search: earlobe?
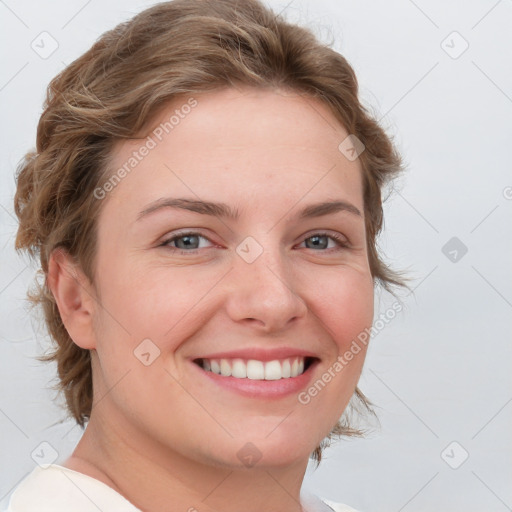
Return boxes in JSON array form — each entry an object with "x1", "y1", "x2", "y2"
[{"x1": 47, "y1": 248, "x2": 97, "y2": 350}]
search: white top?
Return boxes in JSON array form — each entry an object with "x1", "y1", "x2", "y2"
[{"x1": 2, "y1": 464, "x2": 360, "y2": 512}]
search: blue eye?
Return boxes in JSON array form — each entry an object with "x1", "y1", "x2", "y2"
[
  {"x1": 161, "y1": 232, "x2": 213, "y2": 251},
  {"x1": 160, "y1": 231, "x2": 349, "y2": 253},
  {"x1": 300, "y1": 232, "x2": 349, "y2": 251}
]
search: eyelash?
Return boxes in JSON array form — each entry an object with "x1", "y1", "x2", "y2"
[{"x1": 159, "y1": 231, "x2": 350, "y2": 253}]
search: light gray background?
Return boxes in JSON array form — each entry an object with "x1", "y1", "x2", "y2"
[{"x1": 1, "y1": 1, "x2": 511, "y2": 511}]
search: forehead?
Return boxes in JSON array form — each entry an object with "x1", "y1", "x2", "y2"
[{"x1": 103, "y1": 87, "x2": 364, "y2": 218}]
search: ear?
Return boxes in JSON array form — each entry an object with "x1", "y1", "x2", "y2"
[{"x1": 47, "y1": 248, "x2": 97, "y2": 350}]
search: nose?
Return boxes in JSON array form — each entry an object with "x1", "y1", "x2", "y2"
[{"x1": 224, "y1": 243, "x2": 308, "y2": 334}]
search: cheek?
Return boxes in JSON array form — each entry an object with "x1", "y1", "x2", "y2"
[
  {"x1": 310, "y1": 268, "x2": 374, "y2": 351},
  {"x1": 93, "y1": 258, "x2": 215, "y2": 355},
  {"x1": 294, "y1": 270, "x2": 374, "y2": 443},
  {"x1": 95, "y1": 249, "x2": 374, "y2": 347}
]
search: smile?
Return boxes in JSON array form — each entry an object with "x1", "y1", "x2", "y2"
[{"x1": 195, "y1": 356, "x2": 314, "y2": 380}]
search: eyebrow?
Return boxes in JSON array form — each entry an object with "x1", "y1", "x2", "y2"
[{"x1": 136, "y1": 197, "x2": 362, "y2": 222}]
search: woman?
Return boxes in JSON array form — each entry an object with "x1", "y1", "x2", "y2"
[{"x1": 6, "y1": 0, "x2": 406, "y2": 510}]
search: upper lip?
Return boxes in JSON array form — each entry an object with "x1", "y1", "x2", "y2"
[{"x1": 192, "y1": 347, "x2": 319, "y2": 362}]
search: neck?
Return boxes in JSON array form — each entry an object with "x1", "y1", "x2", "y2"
[{"x1": 65, "y1": 408, "x2": 310, "y2": 512}]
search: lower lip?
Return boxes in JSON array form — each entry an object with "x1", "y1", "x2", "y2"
[{"x1": 191, "y1": 360, "x2": 319, "y2": 399}]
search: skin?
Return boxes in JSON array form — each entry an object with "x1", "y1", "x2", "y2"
[{"x1": 48, "y1": 87, "x2": 374, "y2": 512}]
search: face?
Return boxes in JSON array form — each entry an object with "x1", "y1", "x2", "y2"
[{"x1": 87, "y1": 87, "x2": 374, "y2": 469}]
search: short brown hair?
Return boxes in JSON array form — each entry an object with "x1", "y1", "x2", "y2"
[{"x1": 14, "y1": 0, "x2": 408, "y2": 463}]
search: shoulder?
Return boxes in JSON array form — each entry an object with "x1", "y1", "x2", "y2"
[
  {"x1": 302, "y1": 491, "x2": 361, "y2": 512},
  {"x1": 3, "y1": 464, "x2": 140, "y2": 512},
  {"x1": 321, "y1": 497, "x2": 362, "y2": 512}
]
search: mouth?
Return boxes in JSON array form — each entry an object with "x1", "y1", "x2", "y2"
[
  {"x1": 193, "y1": 356, "x2": 316, "y2": 380},
  {"x1": 190, "y1": 347, "x2": 320, "y2": 398}
]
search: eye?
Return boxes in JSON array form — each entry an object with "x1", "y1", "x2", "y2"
[
  {"x1": 160, "y1": 231, "x2": 215, "y2": 251},
  {"x1": 159, "y1": 230, "x2": 349, "y2": 253},
  {"x1": 299, "y1": 232, "x2": 349, "y2": 251}
]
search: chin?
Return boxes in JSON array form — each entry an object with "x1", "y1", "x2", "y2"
[{"x1": 208, "y1": 431, "x2": 316, "y2": 470}]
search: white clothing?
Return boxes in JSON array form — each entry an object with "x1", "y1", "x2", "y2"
[{"x1": 2, "y1": 464, "x2": 359, "y2": 512}]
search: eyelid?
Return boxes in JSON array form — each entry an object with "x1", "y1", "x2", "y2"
[
  {"x1": 159, "y1": 229, "x2": 350, "y2": 252},
  {"x1": 301, "y1": 229, "x2": 349, "y2": 243},
  {"x1": 159, "y1": 230, "x2": 217, "y2": 248},
  {"x1": 297, "y1": 230, "x2": 351, "y2": 250}
]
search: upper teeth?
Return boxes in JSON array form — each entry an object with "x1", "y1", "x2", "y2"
[{"x1": 200, "y1": 357, "x2": 306, "y2": 380}]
